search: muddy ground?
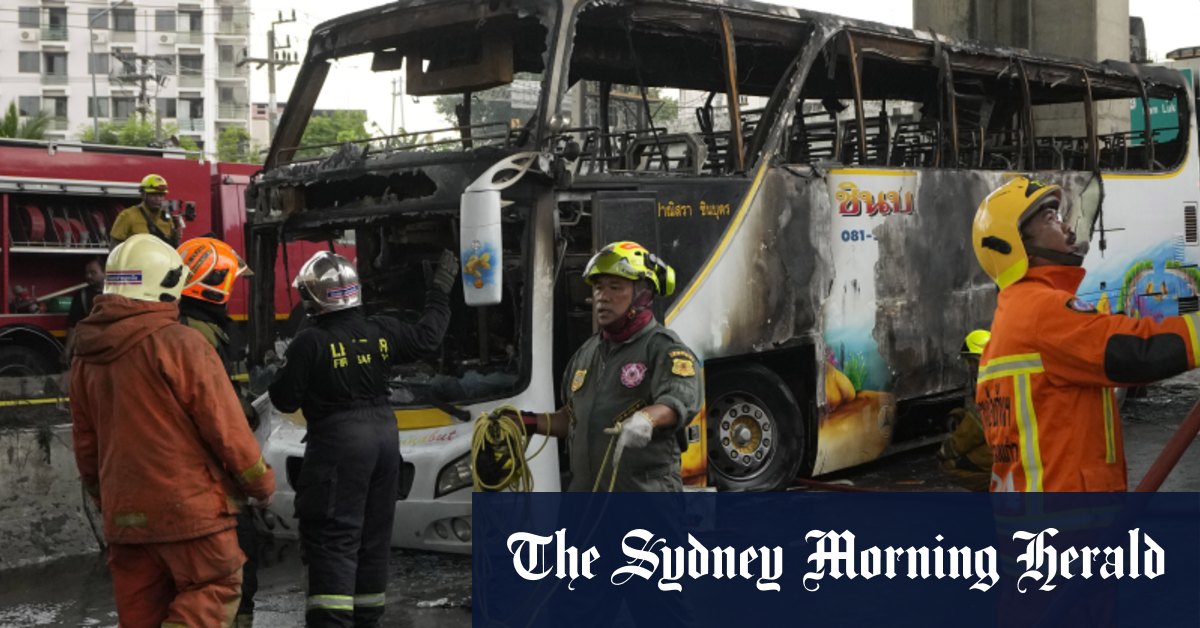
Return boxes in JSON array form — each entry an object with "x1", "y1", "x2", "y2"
[{"x1": 1, "y1": 369, "x2": 1198, "y2": 626}]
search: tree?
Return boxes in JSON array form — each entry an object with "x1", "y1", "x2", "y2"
[
  {"x1": 216, "y1": 125, "x2": 262, "y2": 163},
  {"x1": 0, "y1": 102, "x2": 52, "y2": 139},
  {"x1": 434, "y1": 88, "x2": 514, "y2": 128},
  {"x1": 368, "y1": 122, "x2": 450, "y2": 152},
  {"x1": 649, "y1": 90, "x2": 678, "y2": 125},
  {"x1": 296, "y1": 110, "x2": 370, "y2": 159},
  {"x1": 76, "y1": 118, "x2": 199, "y2": 154}
]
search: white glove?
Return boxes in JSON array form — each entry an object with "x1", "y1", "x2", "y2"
[{"x1": 604, "y1": 411, "x2": 655, "y2": 469}]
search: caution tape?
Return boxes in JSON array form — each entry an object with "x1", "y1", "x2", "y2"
[{"x1": 0, "y1": 396, "x2": 69, "y2": 408}]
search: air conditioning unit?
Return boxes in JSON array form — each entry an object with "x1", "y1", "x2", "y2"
[
  {"x1": 91, "y1": 31, "x2": 108, "y2": 44},
  {"x1": 19, "y1": 29, "x2": 39, "y2": 43},
  {"x1": 158, "y1": 33, "x2": 176, "y2": 46}
]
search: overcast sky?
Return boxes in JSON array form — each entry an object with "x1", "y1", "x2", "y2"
[{"x1": 246, "y1": 0, "x2": 1200, "y2": 136}]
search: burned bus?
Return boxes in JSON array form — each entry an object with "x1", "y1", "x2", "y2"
[{"x1": 246, "y1": 0, "x2": 1196, "y2": 551}]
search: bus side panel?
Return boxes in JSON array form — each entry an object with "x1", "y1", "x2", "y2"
[
  {"x1": 1076, "y1": 163, "x2": 1200, "y2": 319},
  {"x1": 663, "y1": 167, "x2": 830, "y2": 474},
  {"x1": 664, "y1": 166, "x2": 824, "y2": 358}
]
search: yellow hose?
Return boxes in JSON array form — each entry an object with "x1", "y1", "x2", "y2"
[
  {"x1": 591, "y1": 433, "x2": 620, "y2": 493},
  {"x1": 471, "y1": 405, "x2": 628, "y2": 492},
  {"x1": 471, "y1": 405, "x2": 549, "y2": 492}
]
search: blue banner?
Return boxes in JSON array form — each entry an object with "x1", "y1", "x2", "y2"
[{"x1": 473, "y1": 493, "x2": 1200, "y2": 627}]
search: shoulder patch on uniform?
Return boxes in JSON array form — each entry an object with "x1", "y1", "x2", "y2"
[
  {"x1": 570, "y1": 369, "x2": 587, "y2": 392},
  {"x1": 1066, "y1": 298, "x2": 1098, "y2": 314},
  {"x1": 669, "y1": 349, "x2": 694, "y2": 360},
  {"x1": 671, "y1": 357, "x2": 696, "y2": 377}
]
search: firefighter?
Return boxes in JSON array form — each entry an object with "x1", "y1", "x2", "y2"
[
  {"x1": 268, "y1": 249, "x2": 456, "y2": 627},
  {"x1": 70, "y1": 234, "x2": 275, "y2": 627},
  {"x1": 492, "y1": 241, "x2": 702, "y2": 492},
  {"x1": 972, "y1": 176, "x2": 1200, "y2": 492},
  {"x1": 177, "y1": 236, "x2": 259, "y2": 628},
  {"x1": 937, "y1": 329, "x2": 992, "y2": 492},
  {"x1": 110, "y1": 174, "x2": 184, "y2": 247},
  {"x1": 63, "y1": 256, "x2": 105, "y2": 363},
  {"x1": 177, "y1": 237, "x2": 253, "y2": 372}
]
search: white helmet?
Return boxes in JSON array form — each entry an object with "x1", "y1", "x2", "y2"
[
  {"x1": 104, "y1": 234, "x2": 189, "y2": 303},
  {"x1": 293, "y1": 251, "x2": 361, "y2": 315}
]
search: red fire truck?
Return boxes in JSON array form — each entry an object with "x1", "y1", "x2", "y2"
[{"x1": 0, "y1": 138, "x2": 324, "y2": 376}]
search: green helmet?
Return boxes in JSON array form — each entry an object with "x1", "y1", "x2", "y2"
[
  {"x1": 140, "y1": 174, "x2": 168, "y2": 194},
  {"x1": 583, "y1": 241, "x2": 675, "y2": 296}
]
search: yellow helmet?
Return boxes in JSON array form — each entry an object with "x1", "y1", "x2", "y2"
[
  {"x1": 972, "y1": 176, "x2": 1063, "y2": 289},
  {"x1": 140, "y1": 174, "x2": 168, "y2": 194},
  {"x1": 583, "y1": 241, "x2": 676, "y2": 296},
  {"x1": 961, "y1": 329, "x2": 991, "y2": 356},
  {"x1": 104, "y1": 234, "x2": 189, "y2": 302}
]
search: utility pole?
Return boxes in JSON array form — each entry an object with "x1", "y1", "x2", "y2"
[
  {"x1": 240, "y1": 10, "x2": 298, "y2": 143},
  {"x1": 390, "y1": 76, "x2": 406, "y2": 134},
  {"x1": 390, "y1": 78, "x2": 398, "y2": 135},
  {"x1": 111, "y1": 52, "x2": 169, "y2": 139}
]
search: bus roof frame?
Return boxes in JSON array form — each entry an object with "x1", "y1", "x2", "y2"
[{"x1": 267, "y1": 0, "x2": 1188, "y2": 171}]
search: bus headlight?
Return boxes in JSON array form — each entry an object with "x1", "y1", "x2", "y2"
[{"x1": 436, "y1": 453, "x2": 473, "y2": 497}]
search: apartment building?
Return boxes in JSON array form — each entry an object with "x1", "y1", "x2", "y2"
[
  {"x1": 3, "y1": 0, "x2": 252, "y2": 156},
  {"x1": 249, "y1": 100, "x2": 284, "y2": 148}
]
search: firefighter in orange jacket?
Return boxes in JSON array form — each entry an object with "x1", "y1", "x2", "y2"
[
  {"x1": 972, "y1": 176, "x2": 1200, "y2": 492},
  {"x1": 70, "y1": 234, "x2": 275, "y2": 626}
]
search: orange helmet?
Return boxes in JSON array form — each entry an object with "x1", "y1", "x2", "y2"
[{"x1": 177, "y1": 237, "x2": 253, "y2": 304}]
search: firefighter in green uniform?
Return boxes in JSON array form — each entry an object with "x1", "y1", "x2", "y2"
[
  {"x1": 110, "y1": 174, "x2": 184, "y2": 247},
  {"x1": 937, "y1": 329, "x2": 992, "y2": 492},
  {"x1": 495, "y1": 241, "x2": 702, "y2": 491}
]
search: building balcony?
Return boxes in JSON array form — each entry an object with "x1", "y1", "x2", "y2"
[
  {"x1": 218, "y1": 103, "x2": 248, "y2": 120},
  {"x1": 218, "y1": 62, "x2": 248, "y2": 80},
  {"x1": 217, "y1": 20, "x2": 249, "y2": 36},
  {"x1": 178, "y1": 118, "x2": 205, "y2": 133},
  {"x1": 41, "y1": 27, "x2": 67, "y2": 41},
  {"x1": 41, "y1": 73, "x2": 68, "y2": 85},
  {"x1": 47, "y1": 116, "x2": 69, "y2": 130},
  {"x1": 177, "y1": 30, "x2": 204, "y2": 45},
  {"x1": 178, "y1": 73, "x2": 204, "y2": 89},
  {"x1": 112, "y1": 30, "x2": 136, "y2": 43}
]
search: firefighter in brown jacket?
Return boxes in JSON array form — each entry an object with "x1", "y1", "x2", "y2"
[{"x1": 70, "y1": 233, "x2": 275, "y2": 627}]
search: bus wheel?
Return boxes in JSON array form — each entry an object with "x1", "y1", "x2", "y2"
[{"x1": 706, "y1": 364, "x2": 805, "y2": 491}]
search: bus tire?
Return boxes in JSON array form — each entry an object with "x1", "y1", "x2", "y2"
[
  {"x1": 0, "y1": 345, "x2": 58, "y2": 378},
  {"x1": 705, "y1": 363, "x2": 806, "y2": 491}
]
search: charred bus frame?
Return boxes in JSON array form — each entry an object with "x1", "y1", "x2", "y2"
[{"x1": 246, "y1": 0, "x2": 1192, "y2": 507}]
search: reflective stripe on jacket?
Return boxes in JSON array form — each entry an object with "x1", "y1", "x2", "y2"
[{"x1": 978, "y1": 266, "x2": 1200, "y2": 492}]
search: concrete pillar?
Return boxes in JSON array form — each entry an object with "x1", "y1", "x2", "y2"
[
  {"x1": 914, "y1": 0, "x2": 1128, "y2": 62},
  {"x1": 913, "y1": 0, "x2": 1132, "y2": 141}
]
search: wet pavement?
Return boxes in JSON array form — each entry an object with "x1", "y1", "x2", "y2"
[
  {"x1": 2, "y1": 370, "x2": 1199, "y2": 626},
  {"x1": 0, "y1": 543, "x2": 470, "y2": 627}
]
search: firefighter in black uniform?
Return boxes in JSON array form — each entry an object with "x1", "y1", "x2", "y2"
[{"x1": 269, "y1": 249, "x2": 456, "y2": 627}]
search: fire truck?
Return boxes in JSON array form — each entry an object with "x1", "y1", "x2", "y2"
[{"x1": 0, "y1": 138, "x2": 325, "y2": 377}]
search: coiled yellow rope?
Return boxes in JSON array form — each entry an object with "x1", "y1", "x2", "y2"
[
  {"x1": 471, "y1": 404, "x2": 631, "y2": 492},
  {"x1": 471, "y1": 404, "x2": 550, "y2": 492}
]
